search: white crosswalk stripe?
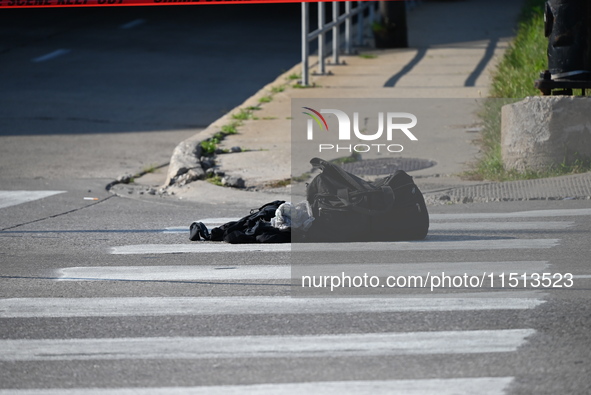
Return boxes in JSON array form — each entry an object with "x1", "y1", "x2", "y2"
[
  {"x1": 0, "y1": 377, "x2": 514, "y2": 395},
  {"x1": 56, "y1": 261, "x2": 550, "y2": 281},
  {"x1": 430, "y1": 208, "x2": 591, "y2": 220},
  {"x1": 111, "y1": 238, "x2": 559, "y2": 254},
  {"x1": 430, "y1": 221, "x2": 574, "y2": 230},
  {"x1": 0, "y1": 190, "x2": 66, "y2": 210},
  {"x1": 56, "y1": 261, "x2": 549, "y2": 281},
  {"x1": 0, "y1": 329, "x2": 535, "y2": 361},
  {"x1": 111, "y1": 243, "x2": 291, "y2": 254},
  {"x1": 0, "y1": 293, "x2": 546, "y2": 318},
  {"x1": 57, "y1": 264, "x2": 289, "y2": 281}
]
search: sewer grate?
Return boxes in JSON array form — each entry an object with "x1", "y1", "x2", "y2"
[{"x1": 340, "y1": 157, "x2": 436, "y2": 176}]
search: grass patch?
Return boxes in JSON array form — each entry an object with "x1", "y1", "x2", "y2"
[
  {"x1": 292, "y1": 83, "x2": 318, "y2": 89},
  {"x1": 200, "y1": 140, "x2": 218, "y2": 155},
  {"x1": 232, "y1": 108, "x2": 255, "y2": 121},
  {"x1": 206, "y1": 174, "x2": 223, "y2": 186},
  {"x1": 359, "y1": 54, "x2": 378, "y2": 59},
  {"x1": 467, "y1": 0, "x2": 591, "y2": 181},
  {"x1": 141, "y1": 164, "x2": 159, "y2": 174},
  {"x1": 258, "y1": 95, "x2": 272, "y2": 104},
  {"x1": 463, "y1": 98, "x2": 516, "y2": 181},
  {"x1": 292, "y1": 172, "x2": 312, "y2": 183},
  {"x1": 201, "y1": 121, "x2": 243, "y2": 156},
  {"x1": 266, "y1": 178, "x2": 291, "y2": 188},
  {"x1": 221, "y1": 122, "x2": 240, "y2": 135},
  {"x1": 287, "y1": 72, "x2": 301, "y2": 81},
  {"x1": 271, "y1": 85, "x2": 285, "y2": 94},
  {"x1": 489, "y1": 0, "x2": 547, "y2": 99}
]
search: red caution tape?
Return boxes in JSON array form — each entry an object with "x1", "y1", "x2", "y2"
[{"x1": 0, "y1": 0, "x2": 398, "y2": 9}]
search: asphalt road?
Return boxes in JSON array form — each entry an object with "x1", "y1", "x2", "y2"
[
  {"x1": 1, "y1": 3, "x2": 591, "y2": 395},
  {"x1": 1, "y1": 191, "x2": 591, "y2": 394},
  {"x1": 0, "y1": 4, "x2": 301, "y2": 179}
]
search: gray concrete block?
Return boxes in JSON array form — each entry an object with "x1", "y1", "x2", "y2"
[{"x1": 501, "y1": 96, "x2": 591, "y2": 171}]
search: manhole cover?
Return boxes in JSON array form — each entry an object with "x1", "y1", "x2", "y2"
[{"x1": 340, "y1": 158, "x2": 436, "y2": 176}]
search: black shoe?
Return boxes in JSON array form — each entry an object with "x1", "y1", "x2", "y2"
[
  {"x1": 196, "y1": 222, "x2": 211, "y2": 240},
  {"x1": 189, "y1": 222, "x2": 202, "y2": 241}
]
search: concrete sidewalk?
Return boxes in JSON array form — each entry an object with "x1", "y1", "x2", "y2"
[{"x1": 115, "y1": 0, "x2": 591, "y2": 206}]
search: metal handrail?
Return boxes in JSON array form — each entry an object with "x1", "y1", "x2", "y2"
[
  {"x1": 301, "y1": 1, "x2": 379, "y2": 86},
  {"x1": 301, "y1": 1, "x2": 421, "y2": 86}
]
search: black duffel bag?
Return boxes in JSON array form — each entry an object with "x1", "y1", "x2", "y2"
[{"x1": 303, "y1": 157, "x2": 429, "y2": 242}]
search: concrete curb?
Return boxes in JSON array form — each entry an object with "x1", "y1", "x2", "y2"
[{"x1": 164, "y1": 62, "x2": 303, "y2": 188}]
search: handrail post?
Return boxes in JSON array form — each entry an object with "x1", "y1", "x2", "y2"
[
  {"x1": 318, "y1": 2, "x2": 326, "y2": 75},
  {"x1": 301, "y1": 2, "x2": 309, "y2": 86},
  {"x1": 357, "y1": 1, "x2": 364, "y2": 46},
  {"x1": 345, "y1": 1, "x2": 352, "y2": 54},
  {"x1": 332, "y1": 1, "x2": 340, "y2": 65}
]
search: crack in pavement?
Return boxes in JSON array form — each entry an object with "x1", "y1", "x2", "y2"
[{"x1": 0, "y1": 195, "x2": 115, "y2": 232}]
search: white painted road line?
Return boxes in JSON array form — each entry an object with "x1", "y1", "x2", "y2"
[
  {"x1": 57, "y1": 265, "x2": 289, "y2": 281},
  {"x1": 0, "y1": 190, "x2": 66, "y2": 210},
  {"x1": 430, "y1": 208, "x2": 591, "y2": 220},
  {"x1": 56, "y1": 261, "x2": 549, "y2": 281},
  {"x1": 164, "y1": 227, "x2": 189, "y2": 234},
  {"x1": 0, "y1": 329, "x2": 535, "y2": 361},
  {"x1": 31, "y1": 49, "x2": 71, "y2": 63},
  {"x1": 0, "y1": 293, "x2": 546, "y2": 318},
  {"x1": 0, "y1": 377, "x2": 515, "y2": 395},
  {"x1": 298, "y1": 239, "x2": 560, "y2": 252},
  {"x1": 110, "y1": 239, "x2": 559, "y2": 254},
  {"x1": 119, "y1": 19, "x2": 146, "y2": 29},
  {"x1": 429, "y1": 221, "x2": 573, "y2": 231},
  {"x1": 111, "y1": 243, "x2": 290, "y2": 254}
]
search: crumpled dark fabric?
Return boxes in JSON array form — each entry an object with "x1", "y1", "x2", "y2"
[{"x1": 191, "y1": 200, "x2": 290, "y2": 244}]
